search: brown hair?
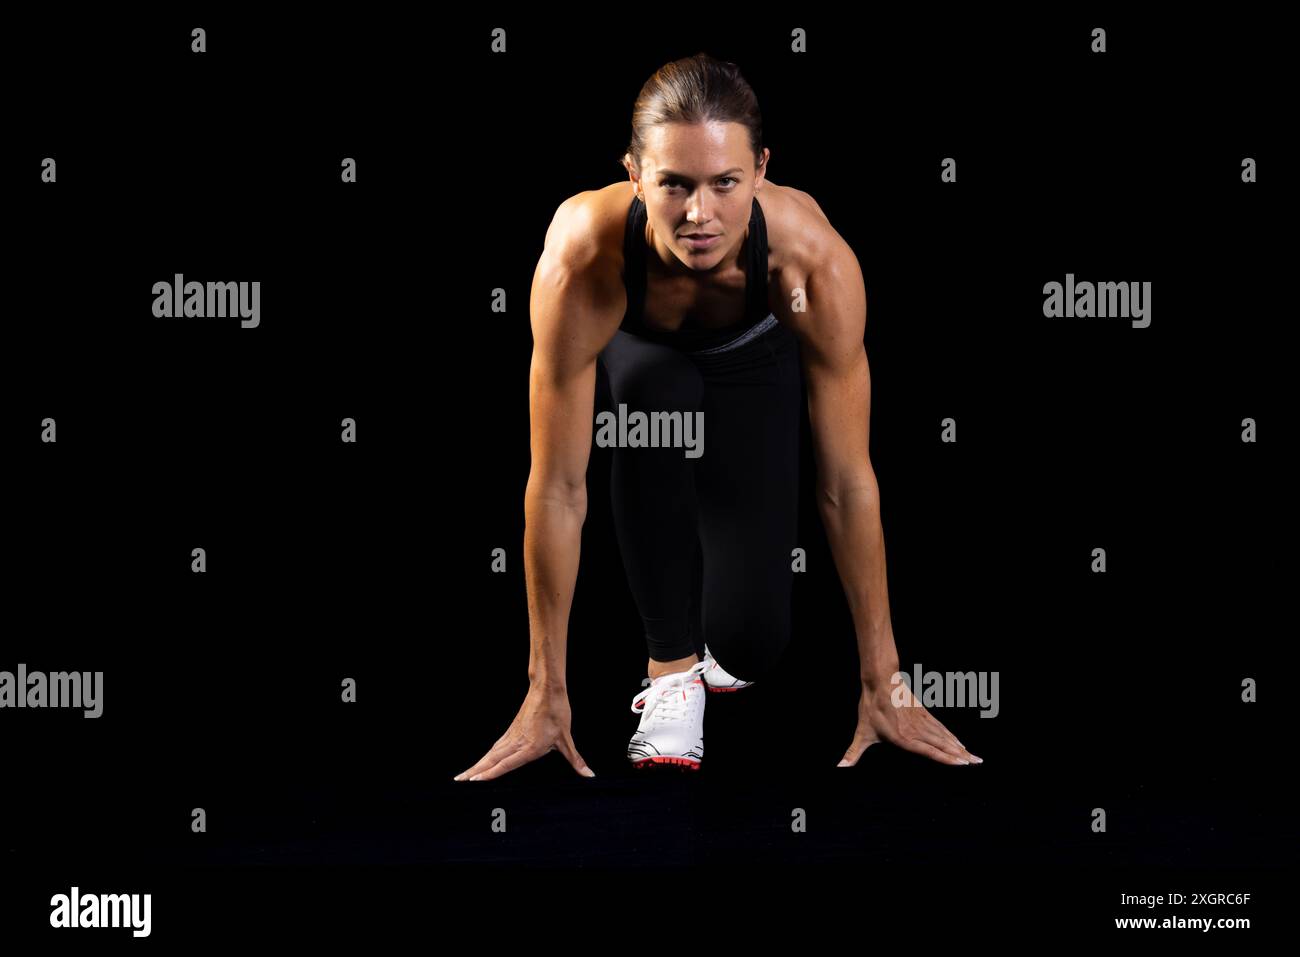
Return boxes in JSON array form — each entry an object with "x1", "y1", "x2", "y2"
[{"x1": 622, "y1": 52, "x2": 764, "y2": 175}]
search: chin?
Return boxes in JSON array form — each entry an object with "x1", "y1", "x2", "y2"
[{"x1": 680, "y1": 245, "x2": 721, "y2": 263}]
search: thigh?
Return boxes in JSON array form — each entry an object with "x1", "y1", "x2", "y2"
[
  {"x1": 693, "y1": 325, "x2": 802, "y2": 536},
  {"x1": 692, "y1": 326, "x2": 803, "y2": 673}
]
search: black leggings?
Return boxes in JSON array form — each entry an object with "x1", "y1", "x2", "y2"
[{"x1": 596, "y1": 320, "x2": 803, "y2": 683}]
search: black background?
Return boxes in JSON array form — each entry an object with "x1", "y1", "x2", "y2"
[{"x1": 3, "y1": 9, "x2": 1289, "y2": 944}]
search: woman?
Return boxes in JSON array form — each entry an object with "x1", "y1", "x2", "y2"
[{"x1": 455, "y1": 52, "x2": 981, "y2": 780}]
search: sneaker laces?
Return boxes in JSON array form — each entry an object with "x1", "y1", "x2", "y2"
[{"x1": 631, "y1": 661, "x2": 707, "y2": 722}]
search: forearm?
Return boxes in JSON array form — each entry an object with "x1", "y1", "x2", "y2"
[
  {"x1": 816, "y1": 474, "x2": 900, "y2": 684},
  {"x1": 522, "y1": 481, "x2": 586, "y2": 692}
]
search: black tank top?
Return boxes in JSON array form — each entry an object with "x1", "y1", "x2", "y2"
[{"x1": 619, "y1": 192, "x2": 772, "y2": 351}]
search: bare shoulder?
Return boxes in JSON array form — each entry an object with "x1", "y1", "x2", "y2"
[
  {"x1": 530, "y1": 184, "x2": 630, "y2": 353},
  {"x1": 764, "y1": 180, "x2": 832, "y2": 226},
  {"x1": 756, "y1": 180, "x2": 850, "y2": 275},
  {"x1": 757, "y1": 181, "x2": 862, "y2": 341},
  {"x1": 542, "y1": 181, "x2": 634, "y2": 275}
]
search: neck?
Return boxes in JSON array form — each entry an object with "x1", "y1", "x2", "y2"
[{"x1": 645, "y1": 220, "x2": 748, "y2": 280}]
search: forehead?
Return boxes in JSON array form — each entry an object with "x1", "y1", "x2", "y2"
[{"x1": 641, "y1": 120, "x2": 750, "y2": 176}]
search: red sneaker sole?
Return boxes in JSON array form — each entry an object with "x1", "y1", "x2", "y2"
[{"x1": 631, "y1": 756, "x2": 701, "y2": 770}]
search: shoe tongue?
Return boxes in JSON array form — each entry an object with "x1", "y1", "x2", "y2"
[{"x1": 652, "y1": 667, "x2": 694, "y2": 688}]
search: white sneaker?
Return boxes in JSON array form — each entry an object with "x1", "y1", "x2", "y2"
[
  {"x1": 700, "y1": 643, "x2": 754, "y2": 692},
  {"x1": 628, "y1": 659, "x2": 709, "y2": 770}
]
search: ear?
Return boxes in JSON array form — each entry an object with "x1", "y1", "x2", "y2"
[{"x1": 624, "y1": 154, "x2": 643, "y2": 196}]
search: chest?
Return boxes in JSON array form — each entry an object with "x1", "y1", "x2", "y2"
[{"x1": 638, "y1": 259, "x2": 780, "y2": 333}]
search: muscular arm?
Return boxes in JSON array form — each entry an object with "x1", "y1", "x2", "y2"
[
  {"x1": 524, "y1": 199, "x2": 623, "y2": 692},
  {"x1": 795, "y1": 239, "x2": 901, "y2": 685}
]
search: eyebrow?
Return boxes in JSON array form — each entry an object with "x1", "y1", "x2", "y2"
[{"x1": 656, "y1": 168, "x2": 744, "y2": 180}]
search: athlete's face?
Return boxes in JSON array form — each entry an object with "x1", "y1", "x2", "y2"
[{"x1": 632, "y1": 120, "x2": 769, "y2": 272}]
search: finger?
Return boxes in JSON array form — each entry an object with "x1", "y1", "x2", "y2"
[
  {"x1": 913, "y1": 711, "x2": 980, "y2": 761},
  {"x1": 454, "y1": 738, "x2": 522, "y2": 781},
  {"x1": 917, "y1": 727, "x2": 967, "y2": 760},
  {"x1": 935, "y1": 722, "x2": 977, "y2": 764},
  {"x1": 900, "y1": 737, "x2": 970, "y2": 766},
  {"x1": 934, "y1": 733, "x2": 982, "y2": 763},
  {"x1": 555, "y1": 734, "x2": 596, "y2": 777},
  {"x1": 838, "y1": 733, "x2": 879, "y2": 767},
  {"x1": 467, "y1": 744, "x2": 542, "y2": 781},
  {"x1": 920, "y1": 720, "x2": 983, "y2": 763},
  {"x1": 454, "y1": 745, "x2": 509, "y2": 781},
  {"x1": 929, "y1": 722, "x2": 963, "y2": 751},
  {"x1": 453, "y1": 753, "x2": 497, "y2": 782}
]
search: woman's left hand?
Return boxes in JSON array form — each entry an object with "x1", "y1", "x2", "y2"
[{"x1": 838, "y1": 676, "x2": 983, "y2": 767}]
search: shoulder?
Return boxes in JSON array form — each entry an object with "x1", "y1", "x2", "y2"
[
  {"x1": 530, "y1": 184, "x2": 631, "y2": 349},
  {"x1": 757, "y1": 182, "x2": 864, "y2": 342},
  {"x1": 756, "y1": 180, "x2": 851, "y2": 275},
  {"x1": 542, "y1": 181, "x2": 634, "y2": 276}
]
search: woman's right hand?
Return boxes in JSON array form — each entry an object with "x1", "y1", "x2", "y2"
[{"x1": 453, "y1": 683, "x2": 595, "y2": 781}]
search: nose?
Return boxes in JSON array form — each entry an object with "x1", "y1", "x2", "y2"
[{"x1": 685, "y1": 190, "x2": 715, "y2": 230}]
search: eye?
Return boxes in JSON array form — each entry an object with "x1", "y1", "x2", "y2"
[{"x1": 662, "y1": 178, "x2": 737, "y2": 191}]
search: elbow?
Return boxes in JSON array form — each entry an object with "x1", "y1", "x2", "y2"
[
  {"x1": 526, "y1": 473, "x2": 588, "y2": 514},
  {"x1": 816, "y1": 469, "x2": 879, "y2": 510}
]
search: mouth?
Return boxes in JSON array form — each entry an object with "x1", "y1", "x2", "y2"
[{"x1": 681, "y1": 233, "x2": 721, "y2": 249}]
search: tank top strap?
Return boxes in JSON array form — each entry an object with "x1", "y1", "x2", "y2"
[
  {"x1": 745, "y1": 195, "x2": 771, "y2": 324},
  {"x1": 621, "y1": 194, "x2": 647, "y2": 332}
]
